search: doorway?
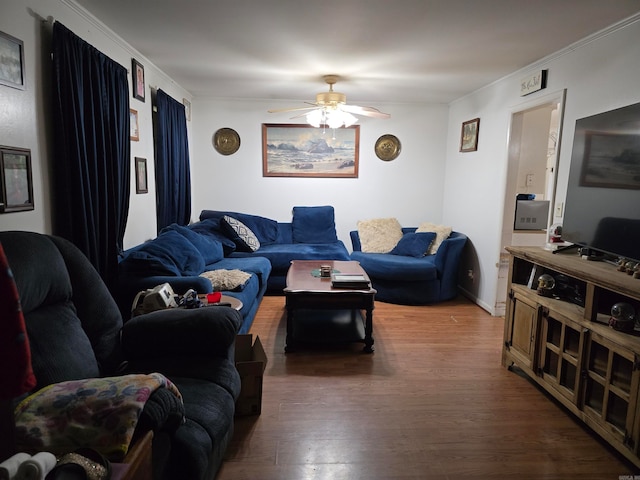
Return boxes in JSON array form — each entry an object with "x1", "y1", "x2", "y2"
[{"x1": 495, "y1": 90, "x2": 566, "y2": 316}]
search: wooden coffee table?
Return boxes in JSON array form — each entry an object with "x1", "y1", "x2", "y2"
[{"x1": 283, "y1": 260, "x2": 376, "y2": 353}]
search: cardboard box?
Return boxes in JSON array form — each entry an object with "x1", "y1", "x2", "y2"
[{"x1": 234, "y1": 334, "x2": 267, "y2": 416}]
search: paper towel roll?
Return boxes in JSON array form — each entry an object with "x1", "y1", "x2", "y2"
[
  {"x1": 15, "y1": 452, "x2": 56, "y2": 480},
  {"x1": 0, "y1": 452, "x2": 31, "y2": 480}
]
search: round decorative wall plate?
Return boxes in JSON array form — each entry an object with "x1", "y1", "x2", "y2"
[
  {"x1": 375, "y1": 134, "x2": 401, "y2": 161},
  {"x1": 213, "y1": 128, "x2": 240, "y2": 155}
]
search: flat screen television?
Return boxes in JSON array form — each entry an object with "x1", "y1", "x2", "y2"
[{"x1": 562, "y1": 101, "x2": 640, "y2": 262}]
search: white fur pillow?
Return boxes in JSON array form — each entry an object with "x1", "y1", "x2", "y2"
[
  {"x1": 357, "y1": 218, "x2": 403, "y2": 253},
  {"x1": 200, "y1": 269, "x2": 251, "y2": 291},
  {"x1": 416, "y1": 222, "x2": 452, "y2": 254}
]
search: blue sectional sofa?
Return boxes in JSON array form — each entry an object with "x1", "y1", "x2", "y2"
[
  {"x1": 117, "y1": 206, "x2": 350, "y2": 332},
  {"x1": 117, "y1": 223, "x2": 271, "y2": 334},
  {"x1": 199, "y1": 206, "x2": 350, "y2": 293},
  {"x1": 350, "y1": 228, "x2": 468, "y2": 305}
]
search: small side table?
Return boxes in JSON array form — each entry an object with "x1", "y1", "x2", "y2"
[{"x1": 198, "y1": 294, "x2": 243, "y2": 311}]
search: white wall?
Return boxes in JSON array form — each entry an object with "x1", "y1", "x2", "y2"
[
  {"x1": 0, "y1": 0, "x2": 191, "y2": 248},
  {"x1": 445, "y1": 15, "x2": 640, "y2": 314},
  {"x1": 190, "y1": 98, "x2": 449, "y2": 246}
]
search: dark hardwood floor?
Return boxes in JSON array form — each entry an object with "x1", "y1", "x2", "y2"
[{"x1": 217, "y1": 296, "x2": 636, "y2": 480}]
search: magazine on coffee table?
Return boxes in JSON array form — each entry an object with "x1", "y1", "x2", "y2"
[{"x1": 331, "y1": 273, "x2": 370, "y2": 289}]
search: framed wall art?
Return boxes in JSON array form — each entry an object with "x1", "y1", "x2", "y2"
[
  {"x1": 132, "y1": 58, "x2": 145, "y2": 102},
  {"x1": 262, "y1": 123, "x2": 360, "y2": 178},
  {"x1": 0, "y1": 30, "x2": 25, "y2": 90},
  {"x1": 135, "y1": 157, "x2": 148, "y2": 194},
  {"x1": 0, "y1": 146, "x2": 34, "y2": 212},
  {"x1": 130, "y1": 108, "x2": 139, "y2": 141},
  {"x1": 460, "y1": 118, "x2": 480, "y2": 152}
]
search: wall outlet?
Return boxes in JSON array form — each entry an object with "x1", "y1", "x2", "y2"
[
  {"x1": 555, "y1": 202, "x2": 563, "y2": 217},
  {"x1": 526, "y1": 173, "x2": 534, "y2": 187}
]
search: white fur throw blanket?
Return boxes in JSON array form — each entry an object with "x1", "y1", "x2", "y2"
[{"x1": 200, "y1": 269, "x2": 251, "y2": 291}]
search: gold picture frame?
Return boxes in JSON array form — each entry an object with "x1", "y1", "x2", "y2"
[{"x1": 130, "y1": 108, "x2": 139, "y2": 141}]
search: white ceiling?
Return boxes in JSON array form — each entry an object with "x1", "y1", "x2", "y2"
[{"x1": 73, "y1": 0, "x2": 640, "y2": 105}]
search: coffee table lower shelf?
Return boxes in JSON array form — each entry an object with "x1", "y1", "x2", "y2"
[{"x1": 285, "y1": 308, "x2": 373, "y2": 353}]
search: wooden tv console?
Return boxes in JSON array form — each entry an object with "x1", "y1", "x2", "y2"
[{"x1": 502, "y1": 246, "x2": 640, "y2": 467}]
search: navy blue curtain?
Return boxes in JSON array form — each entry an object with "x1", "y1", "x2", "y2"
[
  {"x1": 51, "y1": 22, "x2": 130, "y2": 288},
  {"x1": 154, "y1": 89, "x2": 191, "y2": 232}
]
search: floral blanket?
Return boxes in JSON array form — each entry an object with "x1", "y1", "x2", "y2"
[{"x1": 14, "y1": 373, "x2": 182, "y2": 461}]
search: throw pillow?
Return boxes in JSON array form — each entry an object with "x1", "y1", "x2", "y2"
[
  {"x1": 200, "y1": 269, "x2": 252, "y2": 291},
  {"x1": 199, "y1": 210, "x2": 279, "y2": 245},
  {"x1": 292, "y1": 206, "x2": 338, "y2": 243},
  {"x1": 221, "y1": 215, "x2": 261, "y2": 252},
  {"x1": 416, "y1": 222, "x2": 453, "y2": 254},
  {"x1": 357, "y1": 218, "x2": 403, "y2": 253},
  {"x1": 390, "y1": 232, "x2": 437, "y2": 258},
  {"x1": 122, "y1": 230, "x2": 205, "y2": 276},
  {"x1": 160, "y1": 223, "x2": 224, "y2": 265}
]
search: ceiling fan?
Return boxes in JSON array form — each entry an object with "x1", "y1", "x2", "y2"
[{"x1": 268, "y1": 75, "x2": 390, "y2": 128}]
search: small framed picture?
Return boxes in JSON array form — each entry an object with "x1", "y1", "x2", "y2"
[
  {"x1": 130, "y1": 108, "x2": 139, "y2": 141},
  {"x1": 0, "y1": 145, "x2": 34, "y2": 212},
  {"x1": 0, "y1": 30, "x2": 25, "y2": 90},
  {"x1": 135, "y1": 157, "x2": 148, "y2": 194},
  {"x1": 460, "y1": 118, "x2": 480, "y2": 152},
  {"x1": 132, "y1": 58, "x2": 145, "y2": 102}
]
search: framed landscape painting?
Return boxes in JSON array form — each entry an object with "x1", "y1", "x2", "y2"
[{"x1": 262, "y1": 123, "x2": 360, "y2": 178}]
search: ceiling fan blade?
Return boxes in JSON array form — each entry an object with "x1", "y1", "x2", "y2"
[
  {"x1": 289, "y1": 108, "x2": 320, "y2": 120},
  {"x1": 267, "y1": 103, "x2": 318, "y2": 114},
  {"x1": 341, "y1": 104, "x2": 390, "y2": 119}
]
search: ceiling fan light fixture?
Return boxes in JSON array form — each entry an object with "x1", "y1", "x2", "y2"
[
  {"x1": 304, "y1": 108, "x2": 358, "y2": 129},
  {"x1": 306, "y1": 109, "x2": 323, "y2": 128},
  {"x1": 270, "y1": 74, "x2": 390, "y2": 128}
]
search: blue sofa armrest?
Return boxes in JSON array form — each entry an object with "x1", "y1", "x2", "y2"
[
  {"x1": 433, "y1": 232, "x2": 468, "y2": 297},
  {"x1": 121, "y1": 306, "x2": 241, "y2": 359},
  {"x1": 350, "y1": 230, "x2": 362, "y2": 251}
]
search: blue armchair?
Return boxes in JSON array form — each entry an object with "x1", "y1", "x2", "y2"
[{"x1": 350, "y1": 228, "x2": 468, "y2": 305}]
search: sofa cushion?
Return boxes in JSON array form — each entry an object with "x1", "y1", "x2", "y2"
[
  {"x1": 221, "y1": 216, "x2": 261, "y2": 252},
  {"x1": 416, "y1": 222, "x2": 453, "y2": 254},
  {"x1": 357, "y1": 218, "x2": 403, "y2": 253},
  {"x1": 230, "y1": 242, "x2": 350, "y2": 272},
  {"x1": 350, "y1": 251, "x2": 438, "y2": 282},
  {"x1": 161, "y1": 223, "x2": 224, "y2": 264},
  {"x1": 199, "y1": 211, "x2": 279, "y2": 245},
  {"x1": 121, "y1": 230, "x2": 206, "y2": 276},
  {"x1": 188, "y1": 218, "x2": 237, "y2": 256},
  {"x1": 390, "y1": 232, "x2": 437, "y2": 258},
  {"x1": 292, "y1": 206, "x2": 338, "y2": 243}
]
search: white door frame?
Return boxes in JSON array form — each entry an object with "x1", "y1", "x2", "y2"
[{"x1": 494, "y1": 89, "x2": 566, "y2": 316}]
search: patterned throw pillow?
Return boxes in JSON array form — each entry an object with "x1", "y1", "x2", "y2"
[
  {"x1": 221, "y1": 215, "x2": 261, "y2": 252},
  {"x1": 416, "y1": 222, "x2": 452, "y2": 255},
  {"x1": 357, "y1": 218, "x2": 403, "y2": 253}
]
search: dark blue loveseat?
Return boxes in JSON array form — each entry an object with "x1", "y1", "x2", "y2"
[{"x1": 350, "y1": 228, "x2": 468, "y2": 305}]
